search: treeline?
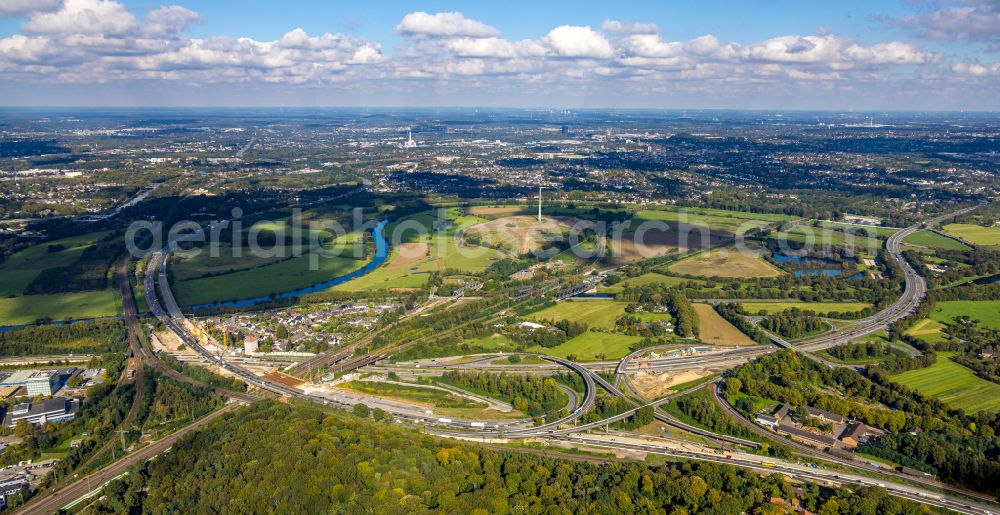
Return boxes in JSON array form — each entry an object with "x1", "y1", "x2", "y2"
[
  {"x1": 158, "y1": 353, "x2": 248, "y2": 392},
  {"x1": 955, "y1": 348, "x2": 1000, "y2": 384},
  {"x1": 665, "y1": 291, "x2": 698, "y2": 337},
  {"x1": 482, "y1": 257, "x2": 532, "y2": 281},
  {"x1": 439, "y1": 371, "x2": 566, "y2": 418},
  {"x1": 826, "y1": 343, "x2": 901, "y2": 363},
  {"x1": 730, "y1": 350, "x2": 1000, "y2": 495},
  {"x1": 0, "y1": 319, "x2": 127, "y2": 355},
  {"x1": 86, "y1": 400, "x2": 933, "y2": 514},
  {"x1": 759, "y1": 308, "x2": 827, "y2": 339},
  {"x1": 908, "y1": 246, "x2": 1000, "y2": 288}
]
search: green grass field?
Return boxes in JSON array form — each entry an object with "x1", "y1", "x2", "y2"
[
  {"x1": 737, "y1": 301, "x2": 872, "y2": 316},
  {"x1": 171, "y1": 243, "x2": 295, "y2": 281},
  {"x1": 0, "y1": 231, "x2": 111, "y2": 297},
  {"x1": 902, "y1": 230, "x2": 971, "y2": 251},
  {"x1": 818, "y1": 347, "x2": 904, "y2": 365},
  {"x1": 851, "y1": 329, "x2": 890, "y2": 344},
  {"x1": 172, "y1": 253, "x2": 365, "y2": 306},
  {"x1": 943, "y1": 223, "x2": 1000, "y2": 246},
  {"x1": 526, "y1": 300, "x2": 629, "y2": 330},
  {"x1": 0, "y1": 290, "x2": 120, "y2": 326},
  {"x1": 462, "y1": 334, "x2": 518, "y2": 352},
  {"x1": 770, "y1": 226, "x2": 883, "y2": 252},
  {"x1": 819, "y1": 221, "x2": 901, "y2": 238},
  {"x1": 931, "y1": 300, "x2": 1000, "y2": 329},
  {"x1": 527, "y1": 331, "x2": 642, "y2": 361},
  {"x1": 890, "y1": 352, "x2": 1000, "y2": 414},
  {"x1": 633, "y1": 208, "x2": 791, "y2": 235},
  {"x1": 905, "y1": 318, "x2": 951, "y2": 344}
]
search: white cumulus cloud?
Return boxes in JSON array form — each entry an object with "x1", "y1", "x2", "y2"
[
  {"x1": 543, "y1": 25, "x2": 614, "y2": 59},
  {"x1": 396, "y1": 11, "x2": 500, "y2": 38},
  {"x1": 24, "y1": 0, "x2": 138, "y2": 36}
]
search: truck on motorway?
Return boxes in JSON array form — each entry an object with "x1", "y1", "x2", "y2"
[
  {"x1": 437, "y1": 418, "x2": 452, "y2": 424},
  {"x1": 470, "y1": 422, "x2": 485, "y2": 428}
]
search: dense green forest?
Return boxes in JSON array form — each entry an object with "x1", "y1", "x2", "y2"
[
  {"x1": 0, "y1": 319, "x2": 127, "y2": 356},
  {"x1": 84, "y1": 401, "x2": 936, "y2": 514}
]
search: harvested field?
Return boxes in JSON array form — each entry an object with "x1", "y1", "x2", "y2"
[
  {"x1": 692, "y1": 303, "x2": 757, "y2": 346},
  {"x1": 668, "y1": 247, "x2": 781, "y2": 278}
]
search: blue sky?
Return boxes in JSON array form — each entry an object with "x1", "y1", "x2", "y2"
[{"x1": 0, "y1": 0, "x2": 997, "y2": 109}]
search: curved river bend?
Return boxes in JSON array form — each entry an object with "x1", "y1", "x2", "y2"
[{"x1": 190, "y1": 219, "x2": 390, "y2": 311}]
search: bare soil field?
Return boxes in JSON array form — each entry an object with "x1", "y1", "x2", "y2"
[
  {"x1": 465, "y1": 216, "x2": 589, "y2": 254},
  {"x1": 629, "y1": 368, "x2": 712, "y2": 398},
  {"x1": 692, "y1": 303, "x2": 757, "y2": 346},
  {"x1": 390, "y1": 242, "x2": 429, "y2": 268}
]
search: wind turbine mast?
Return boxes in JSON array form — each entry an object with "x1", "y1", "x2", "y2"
[{"x1": 537, "y1": 185, "x2": 542, "y2": 222}]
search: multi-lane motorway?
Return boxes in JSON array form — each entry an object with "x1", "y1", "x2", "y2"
[
  {"x1": 793, "y1": 204, "x2": 982, "y2": 352},
  {"x1": 58, "y1": 203, "x2": 995, "y2": 513}
]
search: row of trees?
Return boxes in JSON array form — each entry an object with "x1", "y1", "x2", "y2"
[
  {"x1": 665, "y1": 291, "x2": 699, "y2": 338},
  {"x1": 759, "y1": 308, "x2": 827, "y2": 339}
]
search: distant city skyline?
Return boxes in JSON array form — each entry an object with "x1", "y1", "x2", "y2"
[{"x1": 0, "y1": 0, "x2": 998, "y2": 110}]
